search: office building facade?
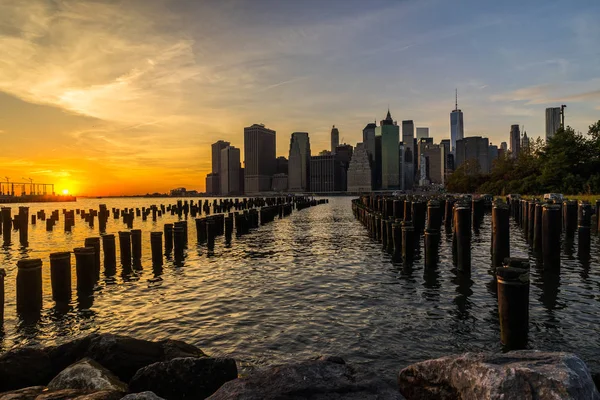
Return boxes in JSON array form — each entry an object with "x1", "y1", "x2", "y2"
[
  {"x1": 416, "y1": 127, "x2": 429, "y2": 141},
  {"x1": 420, "y1": 143, "x2": 445, "y2": 185},
  {"x1": 310, "y1": 154, "x2": 341, "y2": 193},
  {"x1": 220, "y1": 146, "x2": 241, "y2": 195},
  {"x1": 510, "y1": 124, "x2": 520, "y2": 159},
  {"x1": 331, "y1": 125, "x2": 340, "y2": 153},
  {"x1": 376, "y1": 111, "x2": 400, "y2": 189},
  {"x1": 546, "y1": 107, "x2": 561, "y2": 141},
  {"x1": 244, "y1": 124, "x2": 276, "y2": 194},
  {"x1": 347, "y1": 143, "x2": 372, "y2": 192},
  {"x1": 288, "y1": 132, "x2": 311, "y2": 192},
  {"x1": 450, "y1": 108, "x2": 464, "y2": 154},
  {"x1": 455, "y1": 136, "x2": 490, "y2": 174}
]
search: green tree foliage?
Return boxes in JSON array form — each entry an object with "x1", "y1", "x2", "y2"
[{"x1": 447, "y1": 120, "x2": 600, "y2": 194}]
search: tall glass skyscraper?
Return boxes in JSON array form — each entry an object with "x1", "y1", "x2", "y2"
[
  {"x1": 375, "y1": 110, "x2": 399, "y2": 189},
  {"x1": 288, "y1": 132, "x2": 311, "y2": 192},
  {"x1": 545, "y1": 107, "x2": 561, "y2": 141},
  {"x1": 450, "y1": 91, "x2": 464, "y2": 154}
]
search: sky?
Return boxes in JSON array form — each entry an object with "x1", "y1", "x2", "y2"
[{"x1": 1, "y1": 0, "x2": 599, "y2": 196}]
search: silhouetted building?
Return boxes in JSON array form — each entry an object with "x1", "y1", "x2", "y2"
[
  {"x1": 310, "y1": 154, "x2": 341, "y2": 193},
  {"x1": 220, "y1": 146, "x2": 241, "y2": 195},
  {"x1": 450, "y1": 91, "x2": 464, "y2": 154},
  {"x1": 455, "y1": 136, "x2": 490, "y2": 174},
  {"x1": 500, "y1": 142, "x2": 508, "y2": 153},
  {"x1": 244, "y1": 124, "x2": 276, "y2": 194},
  {"x1": 521, "y1": 131, "x2": 530, "y2": 153},
  {"x1": 239, "y1": 168, "x2": 245, "y2": 194},
  {"x1": 335, "y1": 144, "x2": 353, "y2": 191},
  {"x1": 276, "y1": 156, "x2": 288, "y2": 175},
  {"x1": 416, "y1": 127, "x2": 429, "y2": 141},
  {"x1": 331, "y1": 125, "x2": 339, "y2": 154},
  {"x1": 489, "y1": 144, "x2": 499, "y2": 165},
  {"x1": 546, "y1": 107, "x2": 561, "y2": 141},
  {"x1": 272, "y1": 173, "x2": 288, "y2": 192},
  {"x1": 510, "y1": 124, "x2": 520, "y2": 159},
  {"x1": 417, "y1": 137, "x2": 434, "y2": 174},
  {"x1": 347, "y1": 143, "x2": 372, "y2": 192},
  {"x1": 288, "y1": 132, "x2": 311, "y2": 192},
  {"x1": 420, "y1": 143, "x2": 445, "y2": 185},
  {"x1": 376, "y1": 110, "x2": 400, "y2": 189},
  {"x1": 205, "y1": 173, "x2": 220, "y2": 195},
  {"x1": 212, "y1": 140, "x2": 230, "y2": 174},
  {"x1": 402, "y1": 120, "x2": 415, "y2": 189}
]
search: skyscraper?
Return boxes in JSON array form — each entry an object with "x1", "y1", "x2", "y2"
[
  {"x1": 510, "y1": 124, "x2": 520, "y2": 159},
  {"x1": 416, "y1": 127, "x2": 429, "y2": 141},
  {"x1": 500, "y1": 142, "x2": 508, "y2": 152},
  {"x1": 288, "y1": 132, "x2": 311, "y2": 192},
  {"x1": 310, "y1": 154, "x2": 341, "y2": 193},
  {"x1": 212, "y1": 140, "x2": 230, "y2": 174},
  {"x1": 545, "y1": 107, "x2": 561, "y2": 141},
  {"x1": 331, "y1": 125, "x2": 340, "y2": 153},
  {"x1": 362, "y1": 122, "x2": 376, "y2": 160},
  {"x1": 402, "y1": 120, "x2": 415, "y2": 190},
  {"x1": 244, "y1": 124, "x2": 276, "y2": 194},
  {"x1": 455, "y1": 136, "x2": 490, "y2": 174},
  {"x1": 347, "y1": 143, "x2": 372, "y2": 192},
  {"x1": 220, "y1": 146, "x2": 241, "y2": 195},
  {"x1": 420, "y1": 143, "x2": 445, "y2": 185},
  {"x1": 521, "y1": 131, "x2": 530, "y2": 153},
  {"x1": 450, "y1": 90, "x2": 464, "y2": 154},
  {"x1": 375, "y1": 110, "x2": 400, "y2": 189}
]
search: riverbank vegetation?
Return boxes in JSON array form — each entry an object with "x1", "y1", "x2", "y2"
[{"x1": 447, "y1": 120, "x2": 600, "y2": 196}]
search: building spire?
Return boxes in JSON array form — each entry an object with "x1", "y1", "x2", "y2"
[
  {"x1": 386, "y1": 108, "x2": 392, "y2": 120},
  {"x1": 455, "y1": 88, "x2": 458, "y2": 111}
]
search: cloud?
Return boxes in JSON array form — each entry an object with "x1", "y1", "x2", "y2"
[{"x1": 490, "y1": 80, "x2": 600, "y2": 105}]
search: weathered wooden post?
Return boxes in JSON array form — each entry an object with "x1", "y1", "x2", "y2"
[
  {"x1": 533, "y1": 203, "x2": 543, "y2": 253},
  {"x1": 50, "y1": 252, "x2": 71, "y2": 303},
  {"x1": 426, "y1": 200, "x2": 442, "y2": 231},
  {"x1": 386, "y1": 219, "x2": 394, "y2": 253},
  {"x1": 18, "y1": 206, "x2": 29, "y2": 246},
  {"x1": 164, "y1": 223, "x2": 173, "y2": 255},
  {"x1": 392, "y1": 222, "x2": 402, "y2": 260},
  {"x1": 424, "y1": 228, "x2": 439, "y2": 269},
  {"x1": 542, "y1": 204, "x2": 561, "y2": 270},
  {"x1": 497, "y1": 258, "x2": 530, "y2": 350},
  {"x1": 492, "y1": 203, "x2": 510, "y2": 268},
  {"x1": 578, "y1": 201, "x2": 592, "y2": 259},
  {"x1": 173, "y1": 224, "x2": 185, "y2": 260},
  {"x1": 401, "y1": 222, "x2": 415, "y2": 265},
  {"x1": 0, "y1": 268, "x2": 4, "y2": 324},
  {"x1": 444, "y1": 198, "x2": 454, "y2": 230},
  {"x1": 527, "y1": 201, "x2": 536, "y2": 244},
  {"x1": 563, "y1": 200, "x2": 578, "y2": 236},
  {"x1": 16, "y1": 258, "x2": 43, "y2": 313},
  {"x1": 151, "y1": 232, "x2": 163, "y2": 266},
  {"x1": 2, "y1": 207, "x2": 11, "y2": 245},
  {"x1": 381, "y1": 217, "x2": 388, "y2": 250},
  {"x1": 206, "y1": 219, "x2": 215, "y2": 250},
  {"x1": 131, "y1": 229, "x2": 142, "y2": 265},
  {"x1": 73, "y1": 247, "x2": 95, "y2": 293},
  {"x1": 118, "y1": 231, "x2": 132, "y2": 269},
  {"x1": 102, "y1": 234, "x2": 116, "y2": 273},
  {"x1": 84, "y1": 237, "x2": 101, "y2": 280},
  {"x1": 454, "y1": 205, "x2": 471, "y2": 274}
]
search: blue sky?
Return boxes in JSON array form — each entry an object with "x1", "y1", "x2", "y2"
[{"x1": 0, "y1": 0, "x2": 599, "y2": 193}]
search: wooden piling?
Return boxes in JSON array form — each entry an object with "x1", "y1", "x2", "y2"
[
  {"x1": 492, "y1": 203, "x2": 510, "y2": 268},
  {"x1": 578, "y1": 202, "x2": 592, "y2": 259},
  {"x1": 101, "y1": 234, "x2": 117, "y2": 273},
  {"x1": 497, "y1": 258, "x2": 530, "y2": 350},
  {"x1": 118, "y1": 231, "x2": 132, "y2": 269},
  {"x1": 424, "y1": 228, "x2": 439, "y2": 270},
  {"x1": 73, "y1": 247, "x2": 95, "y2": 293},
  {"x1": 84, "y1": 237, "x2": 101, "y2": 280},
  {"x1": 50, "y1": 252, "x2": 71, "y2": 303},
  {"x1": 16, "y1": 258, "x2": 43, "y2": 313},
  {"x1": 2, "y1": 207, "x2": 11, "y2": 245},
  {"x1": 151, "y1": 232, "x2": 163, "y2": 266},
  {"x1": 454, "y1": 205, "x2": 471, "y2": 274},
  {"x1": 542, "y1": 204, "x2": 561, "y2": 270}
]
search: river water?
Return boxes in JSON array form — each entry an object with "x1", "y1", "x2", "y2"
[{"x1": 1, "y1": 196, "x2": 599, "y2": 378}]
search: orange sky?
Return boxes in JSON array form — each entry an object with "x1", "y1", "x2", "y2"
[{"x1": 1, "y1": 1, "x2": 599, "y2": 196}]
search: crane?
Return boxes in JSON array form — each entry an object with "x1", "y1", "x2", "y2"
[
  {"x1": 22, "y1": 177, "x2": 34, "y2": 195},
  {"x1": 560, "y1": 105, "x2": 567, "y2": 129}
]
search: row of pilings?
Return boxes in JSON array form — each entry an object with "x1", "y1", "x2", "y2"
[
  {"x1": 0, "y1": 197, "x2": 328, "y2": 324},
  {"x1": 352, "y1": 194, "x2": 599, "y2": 351}
]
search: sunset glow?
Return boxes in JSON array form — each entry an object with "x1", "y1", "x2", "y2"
[{"x1": 1, "y1": 1, "x2": 599, "y2": 196}]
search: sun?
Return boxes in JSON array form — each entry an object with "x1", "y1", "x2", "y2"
[{"x1": 62, "y1": 189, "x2": 69, "y2": 195}]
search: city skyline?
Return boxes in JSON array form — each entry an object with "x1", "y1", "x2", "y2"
[{"x1": 1, "y1": 0, "x2": 599, "y2": 195}]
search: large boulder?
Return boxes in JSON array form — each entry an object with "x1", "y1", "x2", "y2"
[
  {"x1": 47, "y1": 358, "x2": 127, "y2": 392},
  {"x1": 129, "y1": 357, "x2": 238, "y2": 400},
  {"x1": 0, "y1": 388, "x2": 122, "y2": 400},
  {"x1": 0, "y1": 348, "x2": 53, "y2": 392},
  {"x1": 397, "y1": 351, "x2": 600, "y2": 400},
  {"x1": 48, "y1": 334, "x2": 205, "y2": 383},
  {"x1": 207, "y1": 357, "x2": 404, "y2": 400}
]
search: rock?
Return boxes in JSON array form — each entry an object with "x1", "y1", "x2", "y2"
[
  {"x1": 0, "y1": 386, "x2": 45, "y2": 400},
  {"x1": 36, "y1": 389, "x2": 89, "y2": 400},
  {"x1": 207, "y1": 358, "x2": 404, "y2": 400},
  {"x1": 120, "y1": 392, "x2": 166, "y2": 400},
  {"x1": 0, "y1": 348, "x2": 53, "y2": 392},
  {"x1": 397, "y1": 351, "x2": 600, "y2": 400},
  {"x1": 158, "y1": 339, "x2": 206, "y2": 360},
  {"x1": 71, "y1": 391, "x2": 122, "y2": 400},
  {"x1": 48, "y1": 334, "x2": 207, "y2": 383},
  {"x1": 47, "y1": 358, "x2": 127, "y2": 392},
  {"x1": 129, "y1": 357, "x2": 238, "y2": 400}
]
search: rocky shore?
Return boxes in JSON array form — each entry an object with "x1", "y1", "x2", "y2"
[{"x1": 0, "y1": 333, "x2": 598, "y2": 399}]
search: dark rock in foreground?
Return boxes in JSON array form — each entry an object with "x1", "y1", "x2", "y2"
[
  {"x1": 129, "y1": 357, "x2": 238, "y2": 400},
  {"x1": 0, "y1": 387, "x2": 122, "y2": 400},
  {"x1": 207, "y1": 356, "x2": 404, "y2": 400},
  {"x1": 121, "y1": 392, "x2": 166, "y2": 400},
  {"x1": 0, "y1": 348, "x2": 53, "y2": 393},
  {"x1": 397, "y1": 351, "x2": 600, "y2": 400},
  {"x1": 47, "y1": 358, "x2": 127, "y2": 392}
]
